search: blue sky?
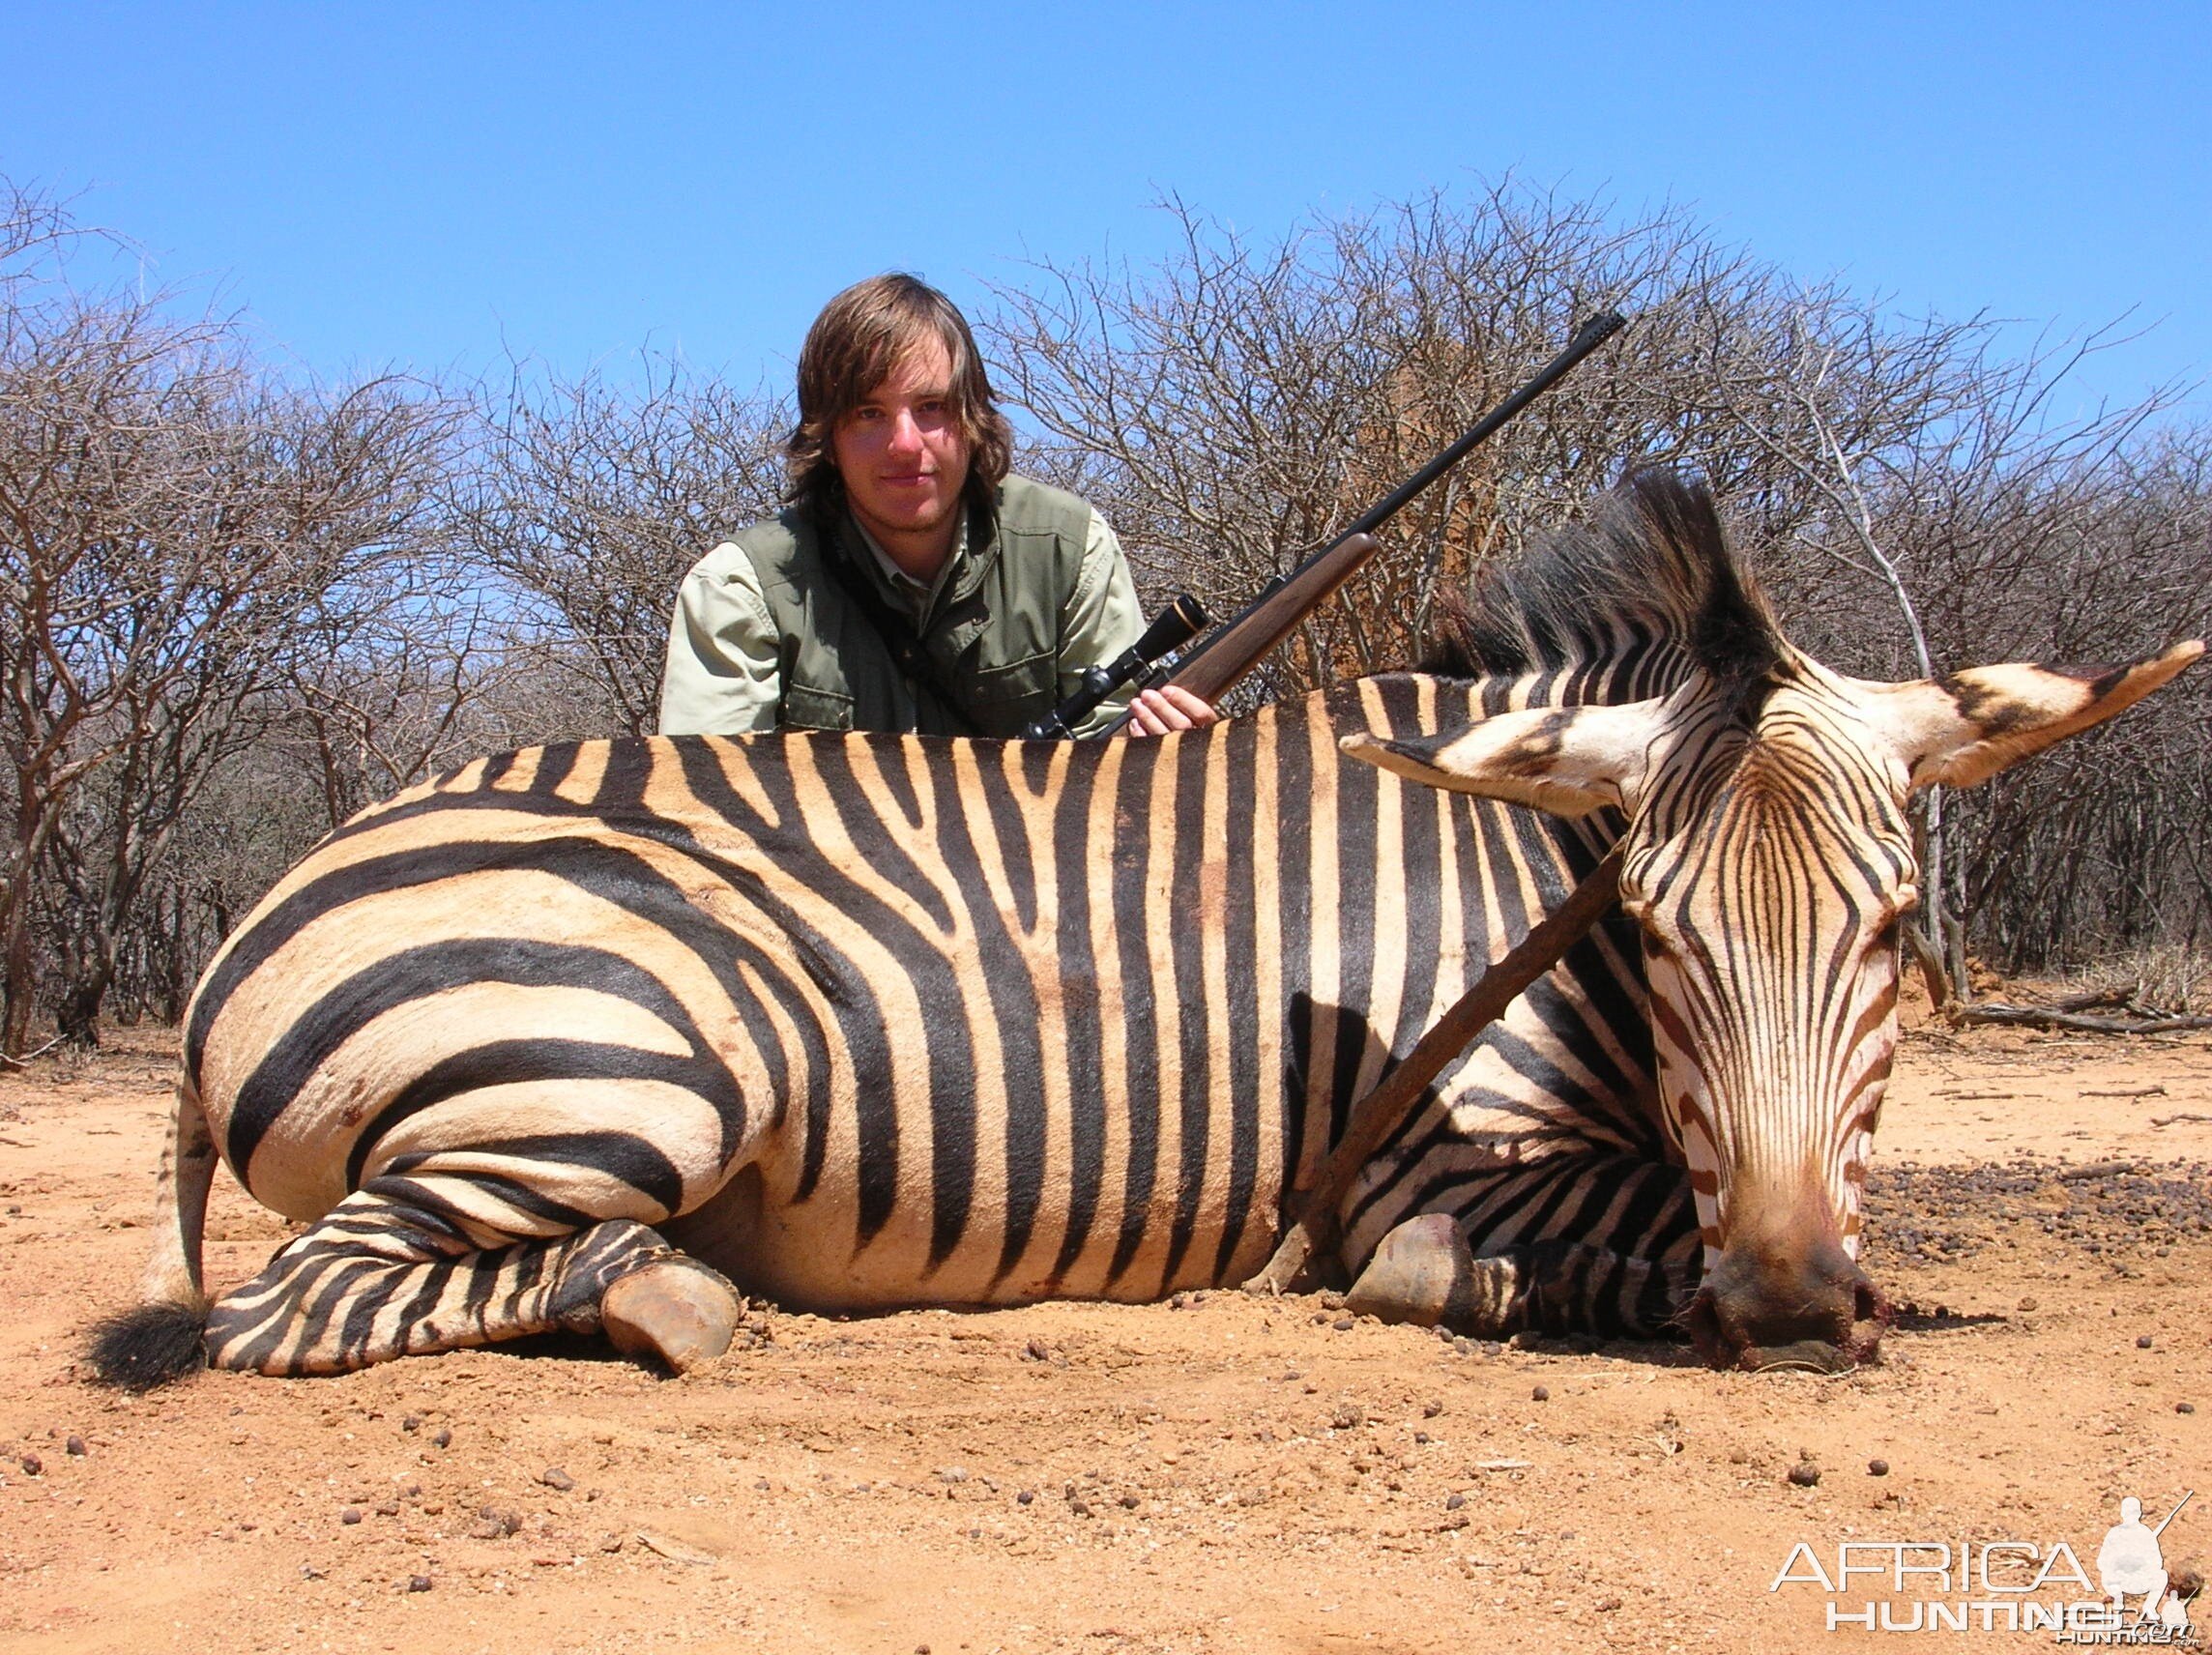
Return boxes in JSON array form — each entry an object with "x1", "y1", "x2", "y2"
[{"x1": 5, "y1": 3, "x2": 2205, "y2": 422}]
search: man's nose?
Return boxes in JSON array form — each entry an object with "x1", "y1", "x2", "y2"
[{"x1": 885, "y1": 408, "x2": 924, "y2": 454}]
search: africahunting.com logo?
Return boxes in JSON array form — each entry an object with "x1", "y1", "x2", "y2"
[{"x1": 1770, "y1": 1491, "x2": 2198, "y2": 1641}]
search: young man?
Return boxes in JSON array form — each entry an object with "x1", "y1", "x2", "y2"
[{"x1": 658, "y1": 274, "x2": 1215, "y2": 740}]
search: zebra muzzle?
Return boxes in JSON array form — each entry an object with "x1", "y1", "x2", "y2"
[{"x1": 1685, "y1": 1241, "x2": 1888, "y2": 1371}]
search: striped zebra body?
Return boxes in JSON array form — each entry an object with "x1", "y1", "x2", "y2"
[
  {"x1": 90, "y1": 473, "x2": 2197, "y2": 1384},
  {"x1": 173, "y1": 677, "x2": 1680, "y2": 1362}
]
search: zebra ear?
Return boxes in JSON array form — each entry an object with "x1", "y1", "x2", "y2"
[
  {"x1": 1339, "y1": 701, "x2": 1665, "y2": 817},
  {"x1": 1862, "y1": 641, "x2": 2203, "y2": 791}
]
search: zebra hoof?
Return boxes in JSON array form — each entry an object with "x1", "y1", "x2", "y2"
[
  {"x1": 1345, "y1": 1214, "x2": 1478, "y2": 1328},
  {"x1": 601, "y1": 1259, "x2": 742, "y2": 1373}
]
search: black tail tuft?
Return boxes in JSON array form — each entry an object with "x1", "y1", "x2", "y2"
[{"x1": 84, "y1": 1301, "x2": 208, "y2": 1390}]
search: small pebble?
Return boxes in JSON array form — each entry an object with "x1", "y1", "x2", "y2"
[
  {"x1": 2016, "y1": 1297, "x2": 2038, "y2": 1312},
  {"x1": 2138, "y1": 1334, "x2": 2155, "y2": 1350},
  {"x1": 1024, "y1": 1337, "x2": 1051, "y2": 1361},
  {"x1": 1331, "y1": 1318, "x2": 1354, "y2": 1332},
  {"x1": 430, "y1": 1428, "x2": 451, "y2": 1449},
  {"x1": 1788, "y1": 1462, "x2": 1821, "y2": 1488},
  {"x1": 1118, "y1": 1494, "x2": 1139, "y2": 1509},
  {"x1": 538, "y1": 1466, "x2": 574, "y2": 1492},
  {"x1": 1530, "y1": 1386, "x2": 1550, "y2": 1403},
  {"x1": 1868, "y1": 1459, "x2": 1890, "y2": 1477},
  {"x1": 401, "y1": 1415, "x2": 422, "y2": 1433},
  {"x1": 339, "y1": 1507, "x2": 364, "y2": 1525},
  {"x1": 374, "y1": 1500, "x2": 399, "y2": 1517},
  {"x1": 1596, "y1": 1596, "x2": 1622, "y2": 1612},
  {"x1": 19, "y1": 1453, "x2": 42, "y2": 1477},
  {"x1": 598, "y1": 1533, "x2": 626, "y2": 1553},
  {"x1": 1422, "y1": 1400, "x2": 1443, "y2": 1418},
  {"x1": 1445, "y1": 1492, "x2": 1467, "y2": 1511},
  {"x1": 2178, "y1": 1403, "x2": 2196, "y2": 1415},
  {"x1": 65, "y1": 1435, "x2": 86, "y2": 1457},
  {"x1": 405, "y1": 1575, "x2": 432, "y2": 1594},
  {"x1": 936, "y1": 1466, "x2": 968, "y2": 1485},
  {"x1": 1331, "y1": 1405, "x2": 1363, "y2": 1431},
  {"x1": 1016, "y1": 1489, "x2": 1034, "y2": 1505},
  {"x1": 299, "y1": 1564, "x2": 326, "y2": 1581}
]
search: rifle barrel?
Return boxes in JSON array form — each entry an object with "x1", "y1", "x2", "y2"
[
  {"x1": 1094, "y1": 309, "x2": 1626, "y2": 734},
  {"x1": 2150, "y1": 1489, "x2": 2194, "y2": 1537},
  {"x1": 1339, "y1": 308, "x2": 1626, "y2": 542}
]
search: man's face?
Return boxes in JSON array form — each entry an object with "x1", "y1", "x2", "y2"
[{"x1": 831, "y1": 335, "x2": 971, "y2": 568}]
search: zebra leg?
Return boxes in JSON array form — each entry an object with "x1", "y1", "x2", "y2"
[
  {"x1": 1346, "y1": 1213, "x2": 1697, "y2": 1340},
  {"x1": 203, "y1": 1179, "x2": 738, "y2": 1376}
]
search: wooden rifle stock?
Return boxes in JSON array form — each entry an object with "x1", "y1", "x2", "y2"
[
  {"x1": 1094, "y1": 309, "x2": 1626, "y2": 735},
  {"x1": 1153, "y1": 532, "x2": 1380, "y2": 707}
]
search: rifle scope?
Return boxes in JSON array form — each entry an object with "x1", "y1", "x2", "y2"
[{"x1": 1021, "y1": 592, "x2": 1211, "y2": 740}]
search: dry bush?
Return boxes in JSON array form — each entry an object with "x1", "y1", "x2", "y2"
[
  {"x1": 983, "y1": 186, "x2": 2002, "y2": 699},
  {"x1": 449, "y1": 357, "x2": 789, "y2": 737},
  {"x1": 5, "y1": 173, "x2": 2204, "y2": 1041},
  {"x1": 0, "y1": 182, "x2": 458, "y2": 1054}
]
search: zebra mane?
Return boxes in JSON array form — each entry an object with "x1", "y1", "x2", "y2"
[{"x1": 1422, "y1": 470, "x2": 1786, "y2": 705}]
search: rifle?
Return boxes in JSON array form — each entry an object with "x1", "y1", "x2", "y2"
[
  {"x1": 1021, "y1": 592, "x2": 1211, "y2": 740},
  {"x1": 1076, "y1": 308, "x2": 1627, "y2": 736},
  {"x1": 2151, "y1": 1490, "x2": 2194, "y2": 1539}
]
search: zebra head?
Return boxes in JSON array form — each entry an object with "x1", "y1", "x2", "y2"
[{"x1": 1345, "y1": 473, "x2": 2202, "y2": 1369}]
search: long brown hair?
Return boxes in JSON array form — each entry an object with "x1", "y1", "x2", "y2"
[{"x1": 785, "y1": 274, "x2": 1013, "y2": 532}]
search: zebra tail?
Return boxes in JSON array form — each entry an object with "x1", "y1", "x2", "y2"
[{"x1": 85, "y1": 1071, "x2": 218, "y2": 1389}]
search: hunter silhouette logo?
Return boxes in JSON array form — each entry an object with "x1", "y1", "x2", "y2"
[
  {"x1": 2099, "y1": 1495, "x2": 2195, "y2": 1635},
  {"x1": 1769, "y1": 1488, "x2": 2199, "y2": 1640}
]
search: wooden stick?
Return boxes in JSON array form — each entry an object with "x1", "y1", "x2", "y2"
[
  {"x1": 1243, "y1": 843, "x2": 1625, "y2": 1295},
  {"x1": 1956, "y1": 1004, "x2": 2212, "y2": 1035}
]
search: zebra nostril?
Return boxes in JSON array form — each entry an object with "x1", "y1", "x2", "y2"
[{"x1": 1853, "y1": 1277, "x2": 1883, "y2": 1323}]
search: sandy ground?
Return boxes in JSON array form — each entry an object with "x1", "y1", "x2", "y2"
[{"x1": 2, "y1": 1017, "x2": 2208, "y2": 1654}]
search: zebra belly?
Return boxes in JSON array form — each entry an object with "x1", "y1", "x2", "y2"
[{"x1": 666, "y1": 1128, "x2": 1295, "y2": 1312}]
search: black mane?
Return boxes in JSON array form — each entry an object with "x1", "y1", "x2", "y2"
[{"x1": 1422, "y1": 471, "x2": 1786, "y2": 702}]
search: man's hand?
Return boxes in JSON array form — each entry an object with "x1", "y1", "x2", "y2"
[{"x1": 1124, "y1": 685, "x2": 1219, "y2": 737}]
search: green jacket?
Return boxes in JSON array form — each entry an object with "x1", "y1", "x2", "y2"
[{"x1": 658, "y1": 475, "x2": 1144, "y2": 738}]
